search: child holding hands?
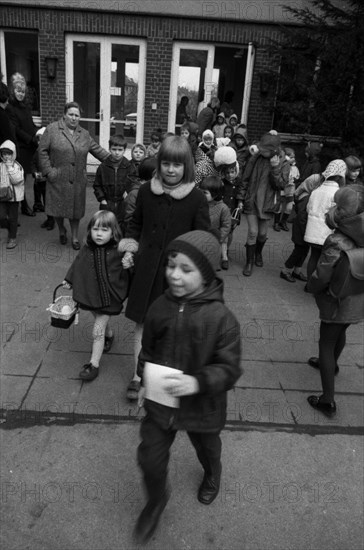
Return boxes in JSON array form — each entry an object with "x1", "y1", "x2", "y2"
[
  {"x1": 119, "y1": 135, "x2": 210, "y2": 400},
  {"x1": 63, "y1": 210, "x2": 130, "y2": 381},
  {"x1": 133, "y1": 230, "x2": 242, "y2": 544}
]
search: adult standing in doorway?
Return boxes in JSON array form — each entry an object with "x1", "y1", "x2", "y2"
[
  {"x1": 39, "y1": 101, "x2": 109, "y2": 249},
  {"x1": 6, "y1": 72, "x2": 37, "y2": 216},
  {"x1": 197, "y1": 97, "x2": 220, "y2": 136}
]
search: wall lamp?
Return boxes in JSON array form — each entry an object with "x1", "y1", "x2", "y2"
[{"x1": 45, "y1": 56, "x2": 58, "y2": 79}]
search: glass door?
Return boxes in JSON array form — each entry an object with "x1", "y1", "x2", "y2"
[
  {"x1": 169, "y1": 43, "x2": 215, "y2": 134},
  {"x1": 65, "y1": 35, "x2": 146, "y2": 164},
  {"x1": 168, "y1": 42, "x2": 255, "y2": 132}
]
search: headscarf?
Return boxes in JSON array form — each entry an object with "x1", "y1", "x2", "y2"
[{"x1": 322, "y1": 159, "x2": 347, "y2": 181}]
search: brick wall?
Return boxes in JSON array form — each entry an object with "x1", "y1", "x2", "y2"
[{"x1": 0, "y1": 5, "x2": 286, "y2": 143}]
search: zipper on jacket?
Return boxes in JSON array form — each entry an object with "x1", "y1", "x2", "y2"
[{"x1": 173, "y1": 302, "x2": 185, "y2": 370}]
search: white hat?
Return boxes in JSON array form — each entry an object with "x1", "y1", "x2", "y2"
[{"x1": 214, "y1": 146, "x2": 237, "y2": 167}]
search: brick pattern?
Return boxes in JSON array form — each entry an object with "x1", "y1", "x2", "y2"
[{"x1": 0, "y1": 6, "x2": 287, "y2": 142}]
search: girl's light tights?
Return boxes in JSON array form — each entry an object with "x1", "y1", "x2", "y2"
[{"x1": 90, "y1": 313, "x2": 112, "y2": 367}]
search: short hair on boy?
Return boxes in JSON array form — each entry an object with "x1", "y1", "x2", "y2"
[
  {"x1": 155, "y1": 135, "x2": 195, "y2": 183},
  {"x1": 284, "y1": 147, "x2": 295, "y2": 157},
  {"x1": 109, "y1": 134, "x2": 127, "y2": 149},
  {"x1": 0, "y1": 82, "x2": 9, "y2": 103},
  {"x1": 344, "y1": 155, "x2": 362, "y2": 171}
]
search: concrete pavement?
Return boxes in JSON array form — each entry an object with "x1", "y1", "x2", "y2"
[{"x1": 1, "y1": 186, "x2": 363, "y2": 550}]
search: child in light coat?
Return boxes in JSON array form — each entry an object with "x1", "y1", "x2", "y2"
[
  {"x1": 304, "y1": 159, "x2": 347, "y2": 279},
  {"x1": 0, "y1": 139, "x2": 24, "y2": 249}
]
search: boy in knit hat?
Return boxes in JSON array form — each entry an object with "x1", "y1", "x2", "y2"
[{"x1": 133, "y1": 230, "x2": 242, "y2": 544}]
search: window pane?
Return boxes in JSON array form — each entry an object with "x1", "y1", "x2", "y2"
[
  {"x1": 4, "y1": 31, "x2": 40, "y2": 116},
  {"x1": 109, "y1": 44, "x2": 139, "y2": 147},
  {"x1": 73, "y1": 41, "x2": 100, "y2": 121},
  {"x1": 176, "y1": 49, "x2": 208, "y2": 131}
]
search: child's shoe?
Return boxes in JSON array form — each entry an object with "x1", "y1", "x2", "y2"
[
  {"x1": 133, "y1": 491, "x2": 169, "y2": 544},
  {"x1": 126, "y1": 379, "x2": 141, "y2": 400},
  {"x1": 307, "y1": 395, "x2": 336, "y2": 417},
  {"x1": 79, "y1": 363, "x2": 99, "y2": 381},
  {"x1": 104, "y1": 334, "x2": 114, "y2": 353},
  {"x1": 33, "y1": 202, "x2": 45, "y2": 212},
  {"x1": 6, "y1": 239, "x2": 17, "y2": 249},
  {"x1": 221, "y1": 259, "x2": 229, "y2": 270}
]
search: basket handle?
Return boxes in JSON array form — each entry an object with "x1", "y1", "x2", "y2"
[{"x1": 53, "y1": 283, "x2": 71, "y2": 302}]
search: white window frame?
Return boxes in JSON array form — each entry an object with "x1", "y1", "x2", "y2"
[
  {"x1": 168, "y1": 40, "x2": 256, "y2": 131},
  {"x1": 65, "y1": 33, "x2": 146, "y2": 162}
]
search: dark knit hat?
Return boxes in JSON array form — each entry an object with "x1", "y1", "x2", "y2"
[{"x1": 166, "y1": 230, "x2": 220, "y2": 284}]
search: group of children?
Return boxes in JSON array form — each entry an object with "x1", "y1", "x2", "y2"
[{"x1": 2, "y1": 121, "x2": 363, "y2": 543}]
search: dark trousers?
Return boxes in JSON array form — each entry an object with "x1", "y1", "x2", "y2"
[
  {"x1": 138, "y1": 412, "x2": 222, "y2": 502},
  {"x1": 319, "y1": 322, "x2": 349, "y2": 402},
  {"x1": 34, "y1": 179, "x2": 46, "y2": 206},
  {"x1": 0, "y1": 201, "x2": 19, "y2": 239},
  {"x1": 307, "y1": 244, "x2": 322, "y2": 280},
  {"x1": 285, "y1": 243, "x2": 309, "y2": 269}
]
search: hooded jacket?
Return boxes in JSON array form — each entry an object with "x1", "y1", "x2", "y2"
[
  {"x1": 229, "y1": 128, "x2": 250, "y2": 172},
  {"x1": 304, "y1": 179, "x2": 339, "y2": 245},
  {"x1": 137, "y1": 278, "x2": 242, "y2": 432},
  {"x1": 0, "y1": 139, "x2": 24, "y2": 202},
  {"x1": 212, "y1": 113, "x2": 227, "y2": 138},
  {"x1": 307, "y1": 211, "x2": 364, "y2": 323}
]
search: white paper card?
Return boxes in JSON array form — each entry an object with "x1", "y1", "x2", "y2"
[{"x1": 144, "y1": 362, "x2": 182, "y2": 408}]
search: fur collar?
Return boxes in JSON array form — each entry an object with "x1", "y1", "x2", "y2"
[{"x1": 151, "y1": 176, "x2": 195, "y2": 199}]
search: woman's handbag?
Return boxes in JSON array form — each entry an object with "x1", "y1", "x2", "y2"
[{"x1": 0, "y1": 185, "x2": 14, "y2": 202}]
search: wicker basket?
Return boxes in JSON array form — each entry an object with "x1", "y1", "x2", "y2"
[{"x1": 47, "y1": 284, "x2": 79, "y2": 328}]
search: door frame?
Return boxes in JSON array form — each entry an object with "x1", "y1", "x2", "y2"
[
  {"x1": 168, "y1": 40, "x2": 256, "y2": 131},
  {"x1": 65, "y1": 33, "x2": 146, "y2": 160}
]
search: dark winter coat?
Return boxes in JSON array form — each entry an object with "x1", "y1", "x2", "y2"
[
  {"x1": 65, "y1": 241, "x2": 130, "y2": 314},
  {"x1": 241, "y1": 153, "x2": 287, "y2": 218},
  {"x1": 222, "y1": 176, "x2": 244, "y2": 211},
  {"x1": 307, "y1": 212, "x2": 364, "y2": 323},
  {"x1": 197, "y1": 106, "x2": 215, "y2": 135},
  {"x1": 120, "y1": 177, "x2": 211, "y2": 323},
  {"x1": 0, "y1": 107, "x2": 16, "y2": 146},
  {"x1": 229, "y1": 128, "x2": 250, "y2": 173},
  {"x1": 39, "y1": 119, "x2": 109, "y2": 219},
  {"x1": 6, "y1": 98, "x2": 37, "y2": 173},
  {"x1": 299, "y1": 143, "x2": 322, "y2": 185},
  {"x1": 138, "y1": 279, "x2": 242, "y2": 432},
  {"x1": 93, "y1": 156, "x2": 135, "y2": 225}
]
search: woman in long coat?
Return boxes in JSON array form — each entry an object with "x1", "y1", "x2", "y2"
[
  {"x1": 6, "y1": 72, "x2": 37, "y2": 216},
  {"x1": 39, "y1": 101, "x2": 109, "y2": 249}
]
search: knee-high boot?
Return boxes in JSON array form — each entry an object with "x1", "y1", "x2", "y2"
[
  {"x1": 255, "y1": 239, "x2": 267, "y2": 267},
  {"x1": 243, "y1": 244, "x2": 255, "y2": 276}
]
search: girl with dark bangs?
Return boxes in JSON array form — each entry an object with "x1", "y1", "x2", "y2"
[{"x1": 118, "y1": 135, "x2": 210, "y2": 400}]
